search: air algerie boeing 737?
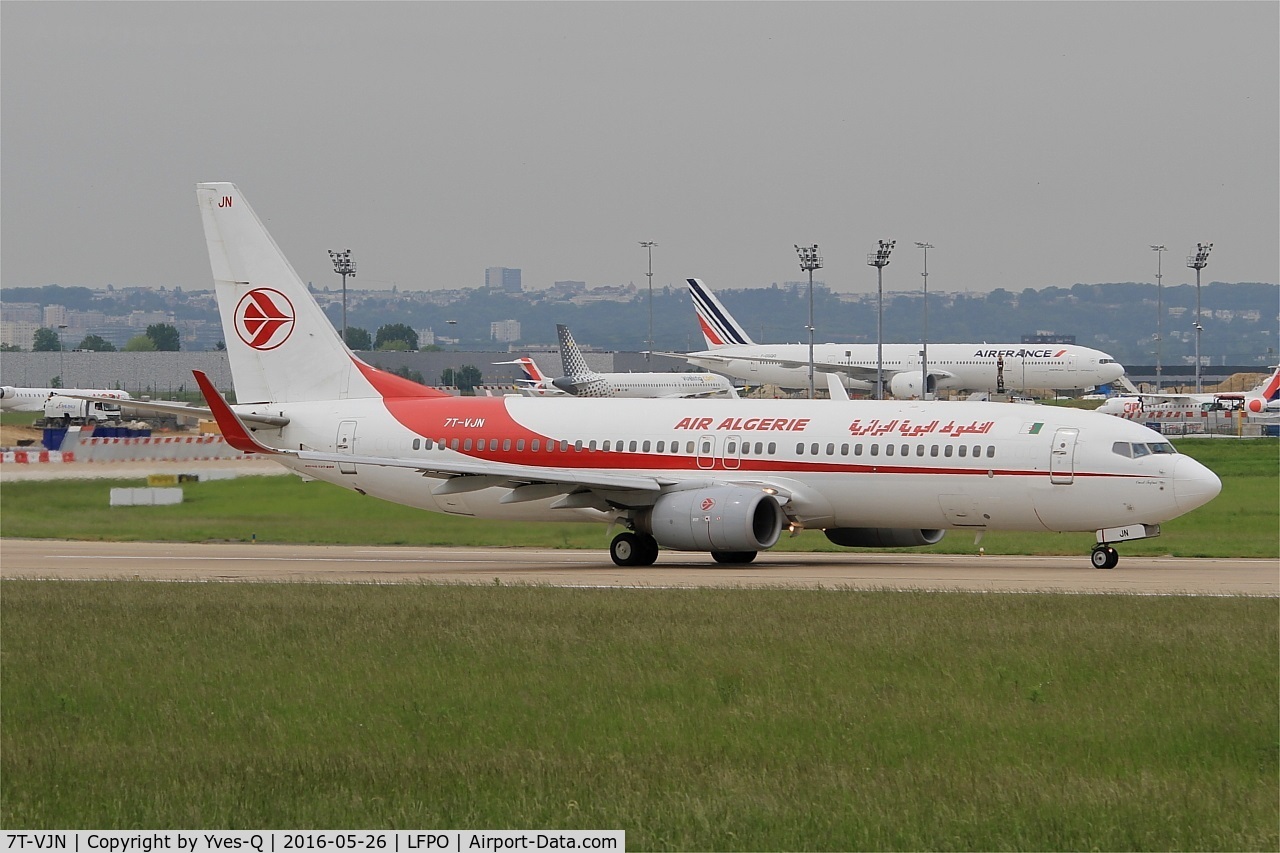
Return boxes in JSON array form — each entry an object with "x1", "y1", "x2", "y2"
[
  {"x1": 675, "y1": 278, "x2": 1128, "y2": 397},
  {"x1": 192, "y1": 183, "x2": 1221, "y2": 570}
]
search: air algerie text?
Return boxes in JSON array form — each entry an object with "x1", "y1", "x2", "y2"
[{"x1": 674, "y1": 416, "x2": 810, "y2": 431}]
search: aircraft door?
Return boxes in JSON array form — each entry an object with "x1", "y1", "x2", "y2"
[
  {"x1": 1049, "y1": 427, "x2": 1078, "y2": 485},
  {"x1": 722, "y1": 434, "x2": 742, "y2": 470},
  {"x1": 696, "y1": 434, "x2": 716, "y2": 470},
  {"x1": 336, "y1": 420, "x2": 357, "y2": 474}
]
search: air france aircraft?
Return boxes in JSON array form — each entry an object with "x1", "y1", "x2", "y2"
[
  {"x1": 550, "y1": 324, "x2": 737, "y2": 398},
  {"x1": 673, "y1": 278, "x2": 1128, "y2": 397},
  {"x1": 193, "y1": 183, "x2": 1220, "y2": 570},
  {"x1": 0, "y1": 386, "x2": 131, "y2": 412},
  {"x1": 1098, "y1": 367, "x2": 1280, "y2": 422}
]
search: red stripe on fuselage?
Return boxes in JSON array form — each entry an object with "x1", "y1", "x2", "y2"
[
  {"x1": 375, "y1": 395, "x2": 1140, "y2": 480},
  {"x1": 353, "y1": 359, "x2": 451, "y2": 398}
]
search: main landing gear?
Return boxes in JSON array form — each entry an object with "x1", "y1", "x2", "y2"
[
  {"x1": 1090, "y1": 545, "x2": 1120, "y2": 570},
  {"x1": 610, "y1": 531, "x2": 659, "y2": 567}
]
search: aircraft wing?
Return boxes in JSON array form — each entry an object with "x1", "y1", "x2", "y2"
[{"x1": 62, "y1": 393, "x2": 290, "y2": 428}]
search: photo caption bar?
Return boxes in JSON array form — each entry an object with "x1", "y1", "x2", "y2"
[{"x1": 1, "y1": 832, "x2": 624, "y2": 853}]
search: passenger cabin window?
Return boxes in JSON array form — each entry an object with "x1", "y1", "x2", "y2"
[{"x1": 412, "y1": 438, "x2": 421, "y2": 450}]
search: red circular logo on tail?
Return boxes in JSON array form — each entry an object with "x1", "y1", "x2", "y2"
[{"x1": 234, "y1": 288, "x2": 295, "y2": 350}]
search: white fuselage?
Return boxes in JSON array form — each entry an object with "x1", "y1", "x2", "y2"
[
  {"x1": 244, "y1": 394, "x2": 1219, "y2": 535},
  {"x1": 0, "y1": 386, "x2": 132, "y2": 412},
  {"x1": 685, "y1": 343, "x2": 1125, "y2": 394},
  {"x1": 554, "y1": 371, "x2": 736, "y2": 399}
]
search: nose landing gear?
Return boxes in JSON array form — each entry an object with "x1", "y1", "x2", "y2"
[{"x1": 1090, "y1": 545, "x2": 1119, "y2": 570}]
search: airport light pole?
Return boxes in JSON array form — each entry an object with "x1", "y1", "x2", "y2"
[
  {"x1": 1150, "y1": 244, "x2": 1166, "y2": 391},
  {"x1": 867, "y1": 239, "x2": 895, "y2": 400},
  {"x1": 57, "y1": 323, "x2": 68, "y2": 385},
  {"x1": 915, "y1": 242, "x2": 933, "y2": 400},
  {"x1": 1186, "y1": 241, "x2": 1211, "y2": 393},
  {"x1": 640, "y1": 241, "x2": 657, "y2": 361},
  {"x1": 328, "y1": 249, "x2": 357, "y2": 347},
  {"x1": 795, "y1": 244, "x2": 823, "y2": 399}
]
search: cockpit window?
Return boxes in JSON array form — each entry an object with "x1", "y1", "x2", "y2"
[
  {"x1": 1113, "y1": 441, "x2": 1178, "y2": 458},
  {"x1": 1100, "y1": 358, "x2": 1116, "y2": 364}
]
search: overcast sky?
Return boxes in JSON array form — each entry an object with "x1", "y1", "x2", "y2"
[{"x1": 2, "y1": 2, "x2": 1277, "y2": 296}]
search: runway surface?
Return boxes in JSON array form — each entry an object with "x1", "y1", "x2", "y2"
[{"x1": 2, "y1": 539, "x2": 1275, "y2": 595}]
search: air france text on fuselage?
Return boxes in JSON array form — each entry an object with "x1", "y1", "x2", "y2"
[{"x1": 972, "y1": 349, "x2": 1066, "y2": 359}]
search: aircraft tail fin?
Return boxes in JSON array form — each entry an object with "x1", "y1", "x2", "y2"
[
  {"x1": 556, "y1": 325, "x2": 595, "y2": 379},
  {"x1": 196, "y1": 183, "x2": 447, "y2": 405},
  {"x1": 1258, "y1": 366, "x2": 1280, "y2": 402},
  {"x1": 687, "y1": 278, "x2": 755, "y2": 348}
]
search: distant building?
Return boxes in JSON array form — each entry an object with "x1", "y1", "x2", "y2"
[
  {"x1": 490, "y1": 319, "x2": 521, "y2": 344},
  {"x1": 1021, "y1": 334, "x2": 1076, "y2": 345},
  {"x1": 486, "y1": 267, "x2": 522, "y2": 293}
]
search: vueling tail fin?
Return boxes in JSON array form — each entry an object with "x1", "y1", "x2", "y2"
[
  {"x1": 197, "y1": 183, "x2": 446, "y2": 404},
  {"x1": 556, "y1": 325, "x2": 595, "y2": 379},
  {"x1": 687, "y1": 278, "x2": 755, "y2": 347}
]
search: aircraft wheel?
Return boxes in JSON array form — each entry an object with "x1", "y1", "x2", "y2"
[
  {"x1": 637, "y1": 534, "x2": 660, "y2": 566},
  {"x1": 1091, "y1": 546, "x2": 1119, "y2": 570},
  {"x1": 711, "y1": 550, "x2": 757, "y2": 564},
  {"x1": 611, "y1": 532, "x2": 655, "y2": 567}
]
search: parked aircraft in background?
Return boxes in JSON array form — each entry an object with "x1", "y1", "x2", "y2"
[
  {"x1": 0, "y1": 385, "x2": 131, "y2": 412},
  {"x1": 192, "y1": 182, "x2": 1220, "y2": 570},
  {"x1": 670, "y1": 278, "x2": 1127, "y2": 397},
  {"x1": 550, "y1": 324, "x2": 737, "y2": 399},
  {"x1": 1098, "y1": 367, "x2": 1280, "y2": 422},
  {"x1": 493, "y1": 357, "x2": 567, "y2": 397}
]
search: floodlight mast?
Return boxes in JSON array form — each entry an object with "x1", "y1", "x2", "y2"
[
  {"x1": 915, "y1": 242, "x2": 933, "y2": 399},
  {"x1": 795, "y1": 244, "x2": 823, "y2": 399},
  {"x1": 867, "y1": 240, "x2": 896, "y2": 400},
  {"x1": 1150, "y1": 245, "x2": 1166, "y2": 391},
  {"x1": 1186, "y1": 242, "x2": 1212, "y2": 393},
  {"x1": 640, "y1": 241, "x2": 657, "y2": 361},
  {"x1": 328, "y1": 249, "x2": 357, "y2": 347}
]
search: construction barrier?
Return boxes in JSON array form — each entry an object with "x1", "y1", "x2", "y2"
[{"x1": 1, "y1": 450, "x2": 76, "y2": 464}]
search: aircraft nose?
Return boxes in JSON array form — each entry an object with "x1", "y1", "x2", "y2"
[{"x1": 1173, "y1": 455, "x2": 1222, "y2": 514}]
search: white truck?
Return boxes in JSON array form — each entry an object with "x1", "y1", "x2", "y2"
[{"x1": 40, "y1": 395, "x2": 123, "y2": 425}]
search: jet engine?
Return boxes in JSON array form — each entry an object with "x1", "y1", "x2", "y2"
[
  {"x1": 824, "y1": 527, "x2": 946, "y2": 548},
  {"x1": 0, "y1": 387, "x2": 15, "y2": 400},
  {"x1": 888, "y1": 372, "x2": 937, "y2": 399},
  {"x1": 637, "y1": 486, "x2": 784, "y2": 553}
]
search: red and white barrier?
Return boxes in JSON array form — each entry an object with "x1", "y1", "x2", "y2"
[{"x1": 1, "y1": 450, "x2": 76, "y2": 464}]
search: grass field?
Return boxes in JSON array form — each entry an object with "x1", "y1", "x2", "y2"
[
  {"x1": 2, "y1": 439, "x2": 1275, "y2": 558},
  {"x1": 2, "y1": 581, "x2": 1276, "y2": 849}
]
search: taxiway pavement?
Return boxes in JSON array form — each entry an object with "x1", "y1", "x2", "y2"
[{"x1": 2, "y1": 539, "x2": 1274, "y2": 595}]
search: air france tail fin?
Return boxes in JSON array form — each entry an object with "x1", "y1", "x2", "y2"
[
  {"x1": 687, "y1": 278, "x2": 755, "y2": 348},
  {"x1": 197, "y1": 183, "x2": 446, "y2": 404},
  {"x1": 1258, "y1": 366, "x2": 1280, "y2": 402},
  {"x1": 518, "y1": 357, "x2": 548, "y2": 384}
]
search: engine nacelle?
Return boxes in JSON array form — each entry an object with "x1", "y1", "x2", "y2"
[
  {"x1": 638, "y1": 487, "x2": 784, "y2": 553},
  {"x1": 888, "y1": 372, "x2": 936, "y2": 399},
  {"x1": 824, "y1": 527, "x2": 946, "y2": 548},
  {"x1": 0, "y1": 386, "x2": 14, "y2": 400}
]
